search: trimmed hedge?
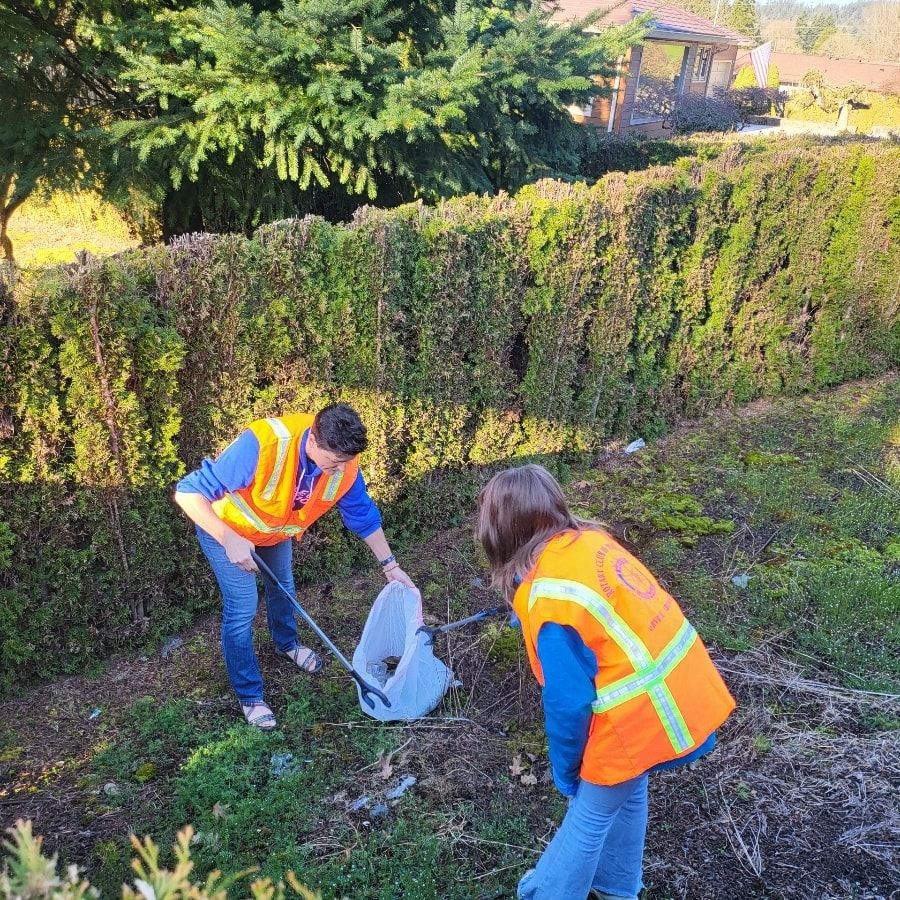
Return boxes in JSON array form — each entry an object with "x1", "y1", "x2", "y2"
[{"x1": 1, "y1": 142, "x2": 898, "y2": 689}]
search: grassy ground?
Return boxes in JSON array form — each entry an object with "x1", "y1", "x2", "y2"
[
  {"x1": 6, "y1": 191, "x2": 138, "y2": 268},
  {"x1": 570, "y1": 381, "x2": 900, "y2": 694},
  {"x1": 1, "y1": 376, "x2": 898, "y2": 899}
]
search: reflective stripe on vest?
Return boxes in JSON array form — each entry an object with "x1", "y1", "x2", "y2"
[
  {"x1": 593, "y1": 618, "x2": 697, "y2": 712},
  {"x1": 225, "y1": 492, "x2": 305, "y2": 536},
  {"x1": 529, "y1": 577, "x2": 695, "y2": 754},
  {"x1": 260, "y1": 418, "x2": 292, "y2": 501},
  {"x1": 529, "y1": 578, "x2": 652, "y2": 667},
  {"x1": 322, "y1": 472, "x2": 343, "y2": 502}
]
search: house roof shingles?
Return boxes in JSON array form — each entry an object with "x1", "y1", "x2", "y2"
[
  {"x1": 732, "y1": 50, "x2": 900, "y2": 94},
  {"x1": 549, "y1": 0, "x2": 751, "y2": 45}
]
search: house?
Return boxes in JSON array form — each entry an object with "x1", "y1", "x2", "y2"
[
  {"x1": 732, "y1": 50, "x2": 900, "y2": 95},
  {"x1": 550, "y1": 0, "x2": 752, "y2": 137}
]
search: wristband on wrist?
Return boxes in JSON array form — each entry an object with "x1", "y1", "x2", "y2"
[{"x1": 379, "y1": 553, "x2": 396, "y2": 568}]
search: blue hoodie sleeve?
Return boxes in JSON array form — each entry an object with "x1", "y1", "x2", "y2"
[
  {"x1": 336, "y1": 470, "x2": 383, "y2": 539},
  {"x1": 536, "y1": 623, "x2": 598, "y2": 797},
  {"x1": 175, "y1": 430, "x2": 260, "y2": 501}
]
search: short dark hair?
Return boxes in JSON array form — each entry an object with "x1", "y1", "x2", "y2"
[{"x1": 312, "y1": 403, "x2": 368, "y2": 456}]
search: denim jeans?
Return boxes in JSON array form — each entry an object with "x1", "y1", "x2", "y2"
[
  {"x1": 196, "y1": 526, "x2": 300, "y2": 704},
  {"x1": 517, "y1": 774, "x2": 649, "y2": 900}
]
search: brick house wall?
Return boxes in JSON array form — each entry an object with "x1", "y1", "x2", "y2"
[
  {"x1": 615, "y1": 42, "x2": 696, "y2": 138},
  {"x1": 570, "y1": 40, "x2": 739, "y2": 138}
]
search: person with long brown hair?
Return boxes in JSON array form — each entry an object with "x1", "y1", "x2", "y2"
[{"x1": 477, "y1": 464, "x2": 735, "y2": 900}]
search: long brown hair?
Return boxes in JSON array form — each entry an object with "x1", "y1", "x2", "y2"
[{"x1": 476, "y1": 464, "x2": 604, "y2": 602}]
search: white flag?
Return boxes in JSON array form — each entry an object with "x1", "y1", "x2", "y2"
[{"x1": 750, "y1": 41, "x2": 773, "y2": 88}]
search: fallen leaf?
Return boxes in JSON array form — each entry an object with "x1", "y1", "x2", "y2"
[
  {"x1": 521, "y1": 773, "x2": 538, "y2": 787},
  {"x1": 212, "y1": 802, "x2": 227, "y2": 819},
  {"x1": 377, "y1": 751, "x2": 394, "y2": 781},
  {"x1": 509, "y1": 754, "x2": 525, "y2": 777}
]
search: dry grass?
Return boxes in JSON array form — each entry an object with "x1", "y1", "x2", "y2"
[{"x1": 645, "y1": 646, "x2": 900, "y2": 899}]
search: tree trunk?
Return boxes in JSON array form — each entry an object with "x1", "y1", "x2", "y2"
[
  {"x1": 161, "y1": 183, "x2": 205, "y2": 241},
  {"x1": 0, "y1": 175, "x2": 29, "y2": 264},
  {"x1": 0, "y1": 211, "x2": 13, "y2": 263}
]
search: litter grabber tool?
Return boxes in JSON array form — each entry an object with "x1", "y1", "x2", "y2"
[
  {"x1": 250, "y1": 551, "x2": 390, "y2": 711},
  {"x1": 417, "y1": 606, "x2": 506, "y2": 646}
]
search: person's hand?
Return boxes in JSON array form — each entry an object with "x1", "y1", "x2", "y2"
[
  {"x1": 222, "y1": 530, "x2": 258, "y2": 573},
  {"x1": 384, "y1": 564, "x2": 418, "y2": 596}
]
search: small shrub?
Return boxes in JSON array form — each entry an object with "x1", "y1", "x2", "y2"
[
  {"x1": 728, "y1": 85, "x2": 786, "y2": 117},
  {"x1": 668, "y1": 92, "x2": 742, "y2": 133},
  {"x1": 577, "y1": 133, "x2": 705, "y2": 178},
  {"x1": 667, "y1": 87, "x2": 786, "y2": 134},
  {"x1": 0, "y1": 820, "x2": 321, "y2": 900}
]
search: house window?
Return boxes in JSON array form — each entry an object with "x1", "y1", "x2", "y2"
[
  {"x1": 693, "y1": 47, "x2": 712, "y2": 82},
  {"x1": 630, "y1": 42, "x2": 690, "y2": 125}
]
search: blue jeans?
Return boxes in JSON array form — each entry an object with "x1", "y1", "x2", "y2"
[
  {"x1": 518, "y1": 774, "x2": 649, "y2": 900},
  {"x1": 196, "y1": 527, "x2": 300, "y2": 704}
]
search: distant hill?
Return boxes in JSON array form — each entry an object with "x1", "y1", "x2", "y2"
[{"x1": 759, "y1": 0, "x2": 899, "y2": 63}]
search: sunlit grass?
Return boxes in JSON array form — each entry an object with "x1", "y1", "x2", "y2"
[{"x1": 8, "y1": 190, "x2": 139, "y2": 268}]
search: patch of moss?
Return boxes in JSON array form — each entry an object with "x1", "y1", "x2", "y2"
[
  {"x1": 743, "y1": 450, "x2": 800, "y2": 468},
  {"x1": 134, "y1": 763, "x2": 158, "y2": 783},
  {"x1": 644, "y1": 493, "x2": 735, "y2": 546},
  {"x1": 504, "y1": 725, "x2": 547, "y2": 757},
  {"x1": 884, "y1": 537, "x2": 900, "y2": 562},
  {"x1": 644, "y1": 535, "x2": 688, "y2": 571},
  {"x1": 0, "y1": 745, "x2": 23, "y2": 764},
  {"x1": 483, "y1": 623, "x2": 523, "y2": 670}
]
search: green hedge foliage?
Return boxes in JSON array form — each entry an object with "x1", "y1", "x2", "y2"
[{"x1": 1, "y1": 142, "x2": 898, "y2": 689}]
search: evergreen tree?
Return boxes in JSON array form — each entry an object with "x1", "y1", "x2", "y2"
[
  {"x1": 0, "y1": 1, "x2": 121, "y2": 260},
  {"x1": 733, "y1": 61, "x2": 779, "y2": 88},
  {"x1": 728, "y1": 0, "x2": 760, "y2": 41},
  {"x1": 112, "y1": 0, "x2": 643, "y2": 233},
  {"x1": 0, "y1": 1, "x2": 187, "y2": 259},
  {"x1": 796, "y1": 10, "x2": 835, "y2": 53}
]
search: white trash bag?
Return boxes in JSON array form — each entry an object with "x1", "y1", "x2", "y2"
[{"x1": 352, "y1": 582, "x2": 454, "y2": 721}]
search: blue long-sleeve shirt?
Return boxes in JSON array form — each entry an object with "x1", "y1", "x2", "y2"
[
  {"x1": 176, "y1": 427, "x2": 383, "y2": 539},
  {"x1": 535, "y1": 622, "x2": 716, "y2": 796}
]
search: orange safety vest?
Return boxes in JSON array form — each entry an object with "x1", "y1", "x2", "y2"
[
  {"x1": 512, "y1": 529, "x2": 735, "y2": 786},
  {"x1": 211, "y1": 414, "x2": 360, "y2": 547}
]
